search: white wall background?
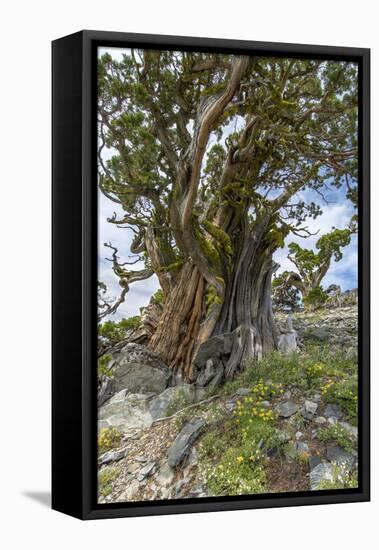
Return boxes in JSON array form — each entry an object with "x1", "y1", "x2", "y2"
[{"x1": 0, "y1": 1, "x2": 376, "y2": 548}]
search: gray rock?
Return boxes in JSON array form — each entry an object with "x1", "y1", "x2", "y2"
[
  {"x1": 98, "y1": 448, "x2": 127, "y2": 465},
  {"x1": 174, "y1": 477, "x2": 191, "y2": 498},
  {"x1": 168, "y1": 418, "x2": 205, "y2": 467},
  {"x1": 309, "y1": 455, "x2": 322, "y2": 471},
  {"x1": 301, "y1": 400, "x2": 318, "y2": 420},
  {"x1": 98, "y1": 392, "x2": 153, "y2": 432},
  {"x1": 196, "y1": 359, "x2": 217, "y2": 386},
  {"x1": 278, "y1": 331, "x2": 297, "y2": 354},
  {"x1": 112, "y1": 343, "x2": 170, "y2": 394},
  {"x1": 193, "y1": 331, "x2": 234, "y2": 367},
  {"x1": 304, "y1": 327, "x2": 330, "y2": 342},
  {"x1": 295, "y1": 441, "x2": 309, "y2": 453},
  {"x1": 326, "y1": 445, "x2": 355, "y2": 469},
  {"x1": 315, "y1": 416, "x2": 327, "y2": 425},
  {"x1": 137, "y1": 462, "x2": 156, "y2": 482},
  {"x1": 260, "y1": 400, "x2": 271, "y2": 408},
  {"x1": 148, "y1": 384, "x2": 198, "y2": 420},
  {"x1": 313, "y1": 393, "x2": 322, "y2": 402},
  {"x1": 304, "y1": 400, "x2": 318, "y2": 415},
  {"x1": 310, "y1": 463, "x2": 334, "y2": 490},
  {"x1": 155, "y1": 461, "x2": 175, "y2": 487},
  {"x1": 276, "y1": 400, "x2": 299, "y2": 418},
  {"x1": 324, "y1": 404, "x2": 343, "y2": 419},
  {"x1": 295, "y1": 431, "x2": 303, "y2": 440},
  {"x1": 327, "y1": 416, "x2": 338, "y2": 425},
  {"x1": 283, "y1": 390, "x2": 292, "y2": 400}
]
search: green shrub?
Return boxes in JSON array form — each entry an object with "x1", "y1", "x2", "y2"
[
  {"x1": 151, "y1": 288, "x2": 164, "y2": 305},
  {"x1": 200, "y1": 446, "x2": 267, "y2": 496},
  {"x1": 303, "y1": 286, "x2": 328, "y2": 310},
  {"x1": 98, "y1": 354, "x2": 113, "y2": 378},
  {"x1": 98, "y1": 466, "x2": 121, "y2": 497},
  {"x1": 318, "y1": 423, "x2": 356, "y2": 453},
  {"x1": 98, "y1": 427, "x2": 122, "y2": 455},
  {"x1": 317, "y1": 464, "x2": 358, "y2": 490},
  {"x1": 321, "y1": 377, "x2": 358, "y2": 422},
  {"x1": 98, "y1": 316, "x2": 141, "y2": 348},
  {"x1": 165, "y1": 389, "x2": 189, "y2": 417}
]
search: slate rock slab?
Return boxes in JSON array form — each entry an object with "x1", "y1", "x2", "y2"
[
  {"x1": 137, "y1": 462, "x2": 156, "y2": 482},
  {"x1": 276, "y1": 400, "x2": 299, "y2": 418},
  {"x1": 98, "y1": 448, "x2": 127, "y2": 466},
  {"x1": 301, "y1": 400, "x2": 318, "y2": 420},
  {"x1": 309, "y1": 455, "x2": 322, "y2": 471},
  {"x1": 324, "y1": 404, "x2": 343, "y2": 420},
  {"x1": 168, "y1": 418, "x2": 205, "y2": 467},
  {"x1": 326, "y1": 445, "x2": 355, "y2": 469}
]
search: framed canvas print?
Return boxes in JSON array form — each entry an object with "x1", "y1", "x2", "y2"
[{"x1": 52, "y1": 30, "x2": 370, "y2": 520}]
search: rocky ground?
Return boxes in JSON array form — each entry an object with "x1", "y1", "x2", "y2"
[{"x1": 97, "y1": 304, "x2": 358, "y2": 503}]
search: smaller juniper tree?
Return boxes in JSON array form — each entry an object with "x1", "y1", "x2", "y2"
[{"x1": 279, "y1": 227, "x2": 352, "y2": 309}]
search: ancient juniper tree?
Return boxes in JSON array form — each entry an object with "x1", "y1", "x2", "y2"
[{"x1": 98, "y1": 50, "x2": 357, "y2": 380}]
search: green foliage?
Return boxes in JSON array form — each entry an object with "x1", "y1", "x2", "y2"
[
  {"x1": 98, "y1": 50, "x2": 358, "y2": 298},
  {"x1": 203, "y1": 220, "x2": 233, "y2": 256},
  {"x1": 151, "y1": 288, "x2": 164, "y2": 305},
  {"x1": 165, "y1": 389, "x2": 189, "y2": 417},
  {"x1": 321, "y1": 377, "x2": 358, "y2": 422},
  {"x1": 98, "y1": 354, "x2": 113, "y2": 378},
  {"x1": 199, "y1": 381, "x2": 285, "y2": 496},
  {"x1": 317, "y1": 228, "x2": 352, "y2": 263},
  {"x1": 287, "y1": 228, "x2": 352, "y2": 306},
  {"x1": 200, "y1": 446, "x2": 267, "y2": 496},
  {"x1": 98, "y1": 427, "x2": 122, "y2": 455},
  {"x1": 98, "y1": 316, "x2": 141, "y2": 348},
  {"x1": 205, "y1": 285, "x2": 223, "y2": 313},
  {"x1": 317, "y1": 464, "x2": 358, "y2": 490},
  {"x1": 303, "y1": 286, "x2": 328, "y2": 309},
  {"x1": 98, "y1": 466, "x2": 121, "y2": 497},
  {"x1": 318, "y1": 424, "x2": 356, "y2": 453}
]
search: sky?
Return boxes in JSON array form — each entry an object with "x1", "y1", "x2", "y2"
[{"x1": 98, "y1": 47, "x2": 358, "y2": 322}]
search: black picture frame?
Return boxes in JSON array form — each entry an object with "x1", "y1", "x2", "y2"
[{"x1": 52, "y1": 30, "x2": 370, "y2": 520}]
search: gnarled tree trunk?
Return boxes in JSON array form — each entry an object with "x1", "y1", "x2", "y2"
[{"x1": 148, "y1": 220, "x2": 279, "y2": 382}]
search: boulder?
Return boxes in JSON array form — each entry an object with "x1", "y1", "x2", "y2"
[
  {"x1": 112, "y1": 343, "x2": 170, "y2": 395},
  {"x1": 137, "y1": 462, "x2": 156, "y2": 482},
  {"x1": 278, "y1": 331, "x2": 297, "y2": 354},
  {"x1": 148, "y1": 384, "x2": 199, "y2": 420},
  {"x1": 167, "y1": 418, "x2": 205, "y2": 467},
  {"x1": 276, "y1": 400, "x2": 299, "y2": 418},
  {"x1": 324, "y1": 404, "x2": 343, "y2": 420},
  {"x1": 98, "y1": 391, "x2": 153, "y2": 432},
  {"x1": 301, "y1": 400, "x2": 318, "y2": 420},
  {"x1": 193, "y1": 331, "x2": 234, "y2": 367},
  {"x1": 326, "y1": 445, "x2": 355, "y2": 470},
  {"x1": 309, "y1": 455, "x2": 322, "y2": 471}
]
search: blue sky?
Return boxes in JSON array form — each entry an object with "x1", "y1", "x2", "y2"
[{"x1": 98, "y1": 47, "x2": 358, "y2": 322}]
